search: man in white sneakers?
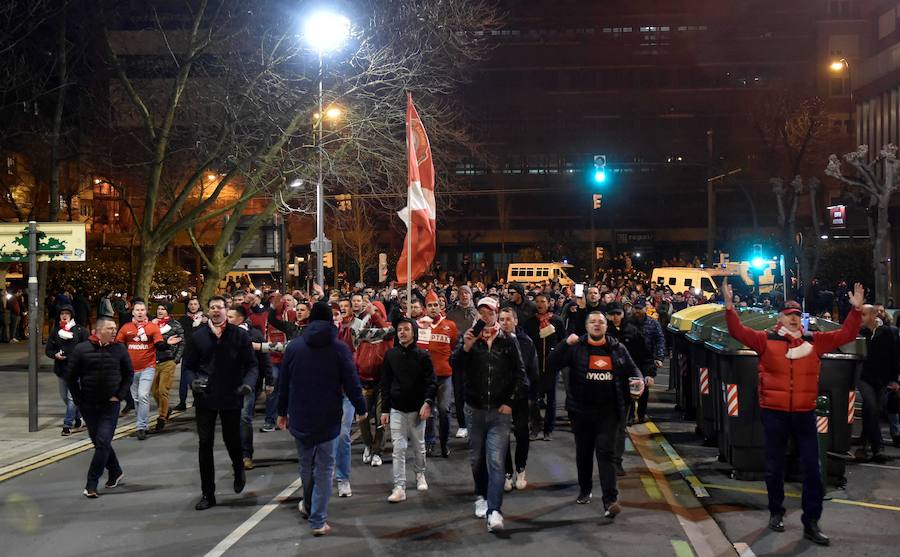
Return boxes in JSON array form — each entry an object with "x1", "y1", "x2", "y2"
[{"x1": 380, "y1": 317, "x2": 437, "y2": 503}]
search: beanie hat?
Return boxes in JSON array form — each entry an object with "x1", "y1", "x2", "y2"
[{"x1": 309, "y1": 301, "x2": 333, "y2": 322}]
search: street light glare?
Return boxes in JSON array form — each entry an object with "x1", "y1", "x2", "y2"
[
  {"x1": 829, "y1": 60, "x2": 846, "y2": 72},
  {"x1": 325, "y1": 106, "x2": 343, "y2": 120},
  {"x1": 304, "y1": 11, "x2": 350, "y2": 53}
]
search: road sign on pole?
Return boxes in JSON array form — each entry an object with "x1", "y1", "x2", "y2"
[{"x1": 309, "y1": 238, "x2": 333, "y2": 254}]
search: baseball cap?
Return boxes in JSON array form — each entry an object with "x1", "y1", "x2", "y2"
[
  {"x1": 781, "y1": 301, "x2": 802, "y2": 316},
  {"x1": 605, "y1": 302, "x2": 624, "y2": 314},
  {"x1": 476, "y1": 297, "x2": 499, "y2": 312}
]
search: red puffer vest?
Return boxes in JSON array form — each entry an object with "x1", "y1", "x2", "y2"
[{"x1": 757, "y1": 334, "x2": 820, "y2": 412}]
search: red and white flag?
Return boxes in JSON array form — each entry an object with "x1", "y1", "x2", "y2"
[{"x1": 396, "y1": 93, "x2": 436, "y2": 284}]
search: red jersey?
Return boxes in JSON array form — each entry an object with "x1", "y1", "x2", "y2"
[
  {"x1": 115, "y1": 320, "x2": 163, "y2": 371},
  {"x1": 423, "y1": 315, "x2": 458, "y2": 378}
]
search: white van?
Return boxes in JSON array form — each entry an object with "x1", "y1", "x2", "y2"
[
  {"x1": 651, "y1": 267, "x2": 729, "y2": 299},
  {"x1": 507, "y1": 262, "x2": 575, "y2": 286}
]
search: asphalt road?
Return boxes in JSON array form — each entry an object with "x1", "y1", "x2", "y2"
[{"x1": 0, "y1": 395, "x2": 700, "y2": 557}]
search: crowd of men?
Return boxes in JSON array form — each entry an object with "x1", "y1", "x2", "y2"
[{"x1": 54, "y1": 272, "x2": 898, "y2": 543}]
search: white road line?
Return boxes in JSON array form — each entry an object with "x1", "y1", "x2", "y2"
[
  {"x1": 203, "y1": 477, "x2": 303, "y2": 557},
  {"x1": 733, "y1": 542, "x2": 756, "y2": 557}
]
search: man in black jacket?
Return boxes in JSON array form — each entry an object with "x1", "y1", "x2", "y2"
[
  {"x1": 499, "y1": 308, "x2": 539, "y2": 491},
  {"x1": 859, "y1": 304, "x2": 899, "y2": 462},
  {"x1": 549, "y1": 311, "x2": 643, "y2": 518},
  {"x1": 606, "y1": 302, "x2": 651, "y2": 475},
  {"x1": 380, "y1": 317, "x2": 437, "y2": 503},
  {"x1": 450, "y1": 296, "x2": 526, "y2": 533},
  {"x1": 66, "y1": 316, "x2": 133, "y2": 498},
  {"x1": 46, "y1": 303, "x2": 89, "y2": 435},
  {"x1": 228, "y1": 305, "x2": 273, "y2": 471},
  {"x1": 523, "y1": 293, "x2": 565, "y2": 441},
  {"x1": 183, "y1": 295, "x2": 258, "y2": 511}
]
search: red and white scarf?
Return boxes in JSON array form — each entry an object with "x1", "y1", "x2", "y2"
[
  {"x1": 775, "y1": 326, "x2": 813, "y2": 359},
  {"x1": 481, "y1": 321, "x2": 501, "y2": 342},
  {"x1": 187, "y1": 310, "x2": 204, "y2": 328},
  {"x1": 132, "y1": 319, "x2": 149, "y2": 342},
  {"x1": 209, "y1": 318, "x2": 227, "y2": 339},
  {"x1": 156, "y1": 316, "x2": 172, "y2": 335},
  {"x1": 58, "y1": 319, "x2": 76, "y2": 340}
]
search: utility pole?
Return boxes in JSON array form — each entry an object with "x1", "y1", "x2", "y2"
[{"x1": 706, "y1": 129, "x2": 715, "y2": 266}]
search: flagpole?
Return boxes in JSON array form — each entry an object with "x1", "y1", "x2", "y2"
[{"x1": 406, "y1": 94, "x2": 413, "y2": 314}]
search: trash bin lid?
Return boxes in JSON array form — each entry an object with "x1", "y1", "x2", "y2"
[
  {"x1": 669, "y1": 303, "x2": 722, "y2": 332},
  {"x1": 808, "y1": 316, "x2": 866, "y2": 358},
  {"x1": 688, "y1": 306, "x2": 767, "y2": 342}
]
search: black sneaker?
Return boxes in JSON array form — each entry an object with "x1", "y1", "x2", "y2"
[
  {"x1": 260, "y1": 423, "x2": 276, "y2": 433},
  {"x1": 150, "y1": 419, "x2": 166, "y2": 434},
  {"x1": 61, "y1": 427, "x2": 72, "y2": 437},
  {"x1": 234, "y1": 469, "x2": 246, "y2": 493},
  {"x1": 426, "y1": 444, "x2": 435, "y2": 458},
  {"x1": 440, "y1": 445, "x2": 451, "y2": 458},
  {"x1": 803, "y1": 520, "x2": 830, "y2": 546},
  {"x1": 871, "y1": 452, "x2": 892, "y2": 464},
  {"x1": 105, "y1": 472, "x2": 124, "y2": 489},
  {"x1": 120, "y1": 406, "x2": 133, "y2": 417},
  {"x1": 195, "y1": 494, "x2": 216, "y2": 511},
  {"x1": 543, "y1": 432, "x2": 553, "y2": 442},
  {"x1": 174, "y1": 402, "x2": 187, "y2": 412},
  {"x1": 73, "y1": 418, "x2": 83, "y2": 429},
  {"x1": 576, "y1": 492, "x2": 592, "y2": 504},
  {"x1": 615, "y1": 463, "x2": 626, "y2": 477},
  {"x1": 768, "y1": 513, "x2": 785, "y2": 532},
  {"x1": 604, "y1": 500, "x2": 621, "y2": 518},
  {"x1": 136, "y1": 429, "x2": 147, "y2": 441}
]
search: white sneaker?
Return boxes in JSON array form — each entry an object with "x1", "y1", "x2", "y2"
[
  {"x1": 371, "y1": 454, "x2": 383, "y2": 467},
  {"x1": 337, "y1": 480, "x2": 352, "y2": 497},
  {"x1": 456, "y1": 428, "x2": 468, "y2": 438},
  {"x1": 416, "y1": 472, "x2": 428, "y2": 491},
  {"x1": 298, "y1": 501, "x2": 309, "y2": 518},
  {"x1": 515, "y1": 470, "x2": 527, "y2": 490},
  {"x1": 503, "y1": 474, "x2": 513, "y2": 492},
  {"x1": 487, "y1": 510, "x2": 504, "y2": 532},
  {"x1": 387, "y1": 486, "x2": 406, "y2": 503},
  {"x1": 362, "y1": 447, "x2": 372, "y2": 464},
  {"x1": 474, "y1": 496, "x2": 487, "y2": 518}
]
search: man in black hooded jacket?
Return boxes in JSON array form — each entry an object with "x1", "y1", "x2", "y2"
[{"x1": 47, "y1": 303, "x2": 89, "y2": 435}]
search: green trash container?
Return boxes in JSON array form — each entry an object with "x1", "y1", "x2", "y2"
[
  {"x1": 706, "y1": 312, "x2": 864, "y2": 482},
  {"x1": 687, "y1": 308, "x2": 764, "y2": 450},
  {"x1": 669, "y1": 304, "x2": 722, "y2": 420}
]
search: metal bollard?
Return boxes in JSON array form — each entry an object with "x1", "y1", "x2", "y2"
[{"x1": 815, "y1": 394, "x2": 831, "y2": 487}]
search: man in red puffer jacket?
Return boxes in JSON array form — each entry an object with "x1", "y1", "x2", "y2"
[
  {"x1": 722, "y1": 279, "x2": 864, "y2": 547},
  {"x1": 351, "y1": 301, "x2": 394, "y2": 467}
]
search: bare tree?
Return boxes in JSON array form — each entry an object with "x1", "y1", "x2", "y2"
[
  {"x1": 333, "y1": 195, "x2": 382, "y2": 285},
  {"x1": 825, "y1": 144, "x2": 900, "y2": 302},
  {"x1": 92, "y1": 0, "x2": 499, "y2": 298}
]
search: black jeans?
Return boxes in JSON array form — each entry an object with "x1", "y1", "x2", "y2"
[
  {"x1": 636, "y1": 386, "x2": 650, "y2": 421},
  {"x1": 452, "y1": 366, "x2": 466, "y2": 429},
  {"x1": 859, "y1": 380, "x2": 885, "y2": 454},
  {"x1": 571, "y1": 410, "x2": 621, "y2": 505},
  {"x1": 505, "y1": 399, "x2": 531, "y2": 474},
  {"x1": 81, "y1": 401, "x2": 123, "y2": 491},
  {"x1": 760, "y1": 409, "x2": 823, "y2": 523},
  {"x1": 196, "y1": 405, "x2": 243, "y2": 497}
]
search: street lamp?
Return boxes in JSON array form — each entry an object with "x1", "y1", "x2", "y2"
[
  {"x1": 304, "y1": 10, "x2": 350, "y2": 289},
  {"x1": 829, "y1": 58, "x2": 853, "y2": 138}
]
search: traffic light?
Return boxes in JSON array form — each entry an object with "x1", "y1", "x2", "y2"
[
  {"x1": 750, "y1": 243, "x2": 766, "y2": 270},
  {"x1": 336, "y1": 193, "x2": 352, "y2": 212},
  {"x1": 287, "y1": 263, "x2": 297, "y2": 277},
  {"x1": 322, "y1": 251, "x2": 333, "y2": 268},
  {"x1": 592, "y1": 193, "x2": 603, "y2": 209},
  {"x1": 593, "y1": 154, "x2": 607, "y2": 184}
]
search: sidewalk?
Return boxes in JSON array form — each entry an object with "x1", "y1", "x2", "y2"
[{"x1": 0, "y1": 342, "x2": 180, "y2": 471}]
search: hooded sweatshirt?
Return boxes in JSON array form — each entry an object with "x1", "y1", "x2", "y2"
[{"x1": 380, "y1": 317, "x2": 437, "y2": 412}]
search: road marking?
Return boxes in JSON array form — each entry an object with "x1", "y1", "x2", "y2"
[
  {"x1": 629, "y1": 426, "x2": 737, "y2": 557},
  {"x1": 204, "y1": 477, "x2": 303, "y2": 557},
  {"x1": 733, "y1": 542, "x2": 756, "y2": 557},
  {"x1": 858, "y1": 462, "x2": 900, "y2": 471},
  {"x1": 0, "y1": 412, "x2": 184, "y2": 483},
  {"x1": 641, "y1": 474, "x2": 663, "y2": 501},
  {"x1": 644, "y1": 421, "x2": 709, "y2": 498},
  {"x1": 671, "y1": 540, "x2": 696, "y2": 557},
  {"x1": 700, "y1": 482, "x2": 900, "y2": 513}
]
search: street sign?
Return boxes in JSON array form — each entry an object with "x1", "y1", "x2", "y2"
[
  {"x1": 0, "y1": 222, "x2": 86, "y2": 262},
  {"x1": 309, "y1": 238, "x2": 333, "y2": 254}
]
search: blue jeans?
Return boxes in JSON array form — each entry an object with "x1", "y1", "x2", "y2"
[
  {"x1": 58, "y1": 376, "x2": 81, "y2": 427},
  {"x1": 295, "y1": 436, "x2": 337, "y2": 529},
  {"x1": 178, "y1": 365, "x2": 194, "y2": 406},
  {"x1": 889, "y1": 413, "x2": 900, "y2": 438},
  {"x1": 264, "y1": 365, "x2": 280, "y2": 426},
  {"x1": 425, "y1": 376, "x2": 452, "y2": 448},
  {"x1": 465, "y1": 404, "x2": 512, "y2": 515},
  {"x1": 760, "y1": 409, "x2": 823, "y2": 524},
  {"x1": 332, "y1": 396, "x2": 354, "y2": 482},
  {"x1": 240, "y1": 389, "x2": 256, "y2": 458},
  {"x1": 131, "y1": 367, "x2": 155, "y2": 430},
  {"x1": 81, "y1": 402, "x2": 122, "y2": 491}
]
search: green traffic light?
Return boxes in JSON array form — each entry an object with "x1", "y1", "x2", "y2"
[{"x1": 594, "y1": 170, "x2": 606, "y2": 183}]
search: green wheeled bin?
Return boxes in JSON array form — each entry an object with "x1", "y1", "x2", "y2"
[{"x1": 668, "y1": 304, "x2": 722, "y2": 420}]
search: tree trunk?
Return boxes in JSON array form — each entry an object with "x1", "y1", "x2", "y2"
[
  {"x1": 135, "y1": 241, "x2": 163, "y2": 299},
  {"x1": 198, "y1": 262, "x2": 222, "y2": 303},
  {"x1": 874, "y1": 200, "x2": 891, "y2": 303}
]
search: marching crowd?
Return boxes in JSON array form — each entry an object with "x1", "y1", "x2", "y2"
[{"x1": 52, "y1": 272, "x2": 896, "y2": 544}]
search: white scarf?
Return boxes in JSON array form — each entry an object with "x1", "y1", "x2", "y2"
[
  {"x1": 58, "y1": 319, "x2": 76, "y2": 340},
  {"x1": 209, "y1": 318, "x2": 227, "y2": 339},
  {"x1": 132, "y1": 320, "x2": 148, "y2": 342}
]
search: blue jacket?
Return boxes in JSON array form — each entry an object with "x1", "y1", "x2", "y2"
[
  {"x1": 631, "y1": 315, "x2": 666, "y2": 372},
  {"x1": 277, "y1": 320, "x2": 366, "y2": 445}
]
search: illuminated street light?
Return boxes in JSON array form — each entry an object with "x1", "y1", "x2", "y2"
[
  {"x1": 207, "y1": 173, "x2": 217, "y2": 181},
  {"x1": 304, "y1": 9, "x2": 350, "y2": 289},
  {"x1": 829, "y1": 59, "x2": 848, "y2": 73}
]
